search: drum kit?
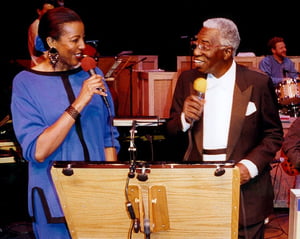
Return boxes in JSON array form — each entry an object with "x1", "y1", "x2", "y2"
[{"x1": 276, "y1": 78, "x2": 300, "y2": 117}]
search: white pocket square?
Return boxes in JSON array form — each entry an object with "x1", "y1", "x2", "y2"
[{"x1": 245, "y1": 102, "x2": 256, "y2": 116}]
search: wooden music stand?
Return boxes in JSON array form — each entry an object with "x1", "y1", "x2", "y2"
[{"x1": 51, "y1": 162, "x2": 240, "y2": 239}]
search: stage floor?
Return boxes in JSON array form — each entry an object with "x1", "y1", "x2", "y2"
[{"x1": 0, "y1": 208, "x2": 289, "y2": 239}]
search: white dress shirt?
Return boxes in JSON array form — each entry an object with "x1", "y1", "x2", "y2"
[{"x1": 202, "y1": 62, "x2": 236, "y2": 161}]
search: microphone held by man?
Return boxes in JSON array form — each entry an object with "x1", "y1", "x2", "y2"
[
  {"x1": 183, "y1": 77, "x2": 207, "y2": 124},
  {"x1": 193, "y1": 77, "x2": 207, "y2": 99}
]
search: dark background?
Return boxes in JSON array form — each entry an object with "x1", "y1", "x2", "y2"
[
  {"x1": 1, "y1": 0, "x2": 298, "y2": 119},
  {"x1": 1, "y1": 0, "x2": 300, "y2": 72}
]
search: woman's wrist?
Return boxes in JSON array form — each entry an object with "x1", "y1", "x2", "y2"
[{"x1": 65, "y1": 105, "x2": 80, "y2": 120}]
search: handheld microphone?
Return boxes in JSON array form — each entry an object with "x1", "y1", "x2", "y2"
[
  {"x1": 193, "y1": 77, "x2": 207, "y2": 99},
  {"x1": 81, "y1": 55, "x2": 97, "y2": 75},
  {"x1": 81, "y1": 56, "x2": 110, "y2": 108},
  {"x1": 190, "y1": 77, "x2": 207, "y2": 126}
]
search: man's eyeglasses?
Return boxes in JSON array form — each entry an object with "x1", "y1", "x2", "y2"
[{"x1": 194, "y1": 43, "x2": 229, "y2": 51}]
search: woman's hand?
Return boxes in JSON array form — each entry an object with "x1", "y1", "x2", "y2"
[{"x1": 73, "y1": 74, "x2": 107, "y2": 111}]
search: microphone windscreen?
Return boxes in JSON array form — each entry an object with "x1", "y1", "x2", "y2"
[
  {"x1": 193, "y1": 77, "x2": 207, "y2": 93},
  {"x1": 81, "y1": 56, "x2": 97, "y2": 72}
]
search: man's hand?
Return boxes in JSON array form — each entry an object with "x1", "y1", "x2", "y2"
[
  {"x1": 183, "y1": 95, "x2": 205, "y2": 124},
  {"x1": 235, "y1": 162, "x2": 251, "y2": 185}
]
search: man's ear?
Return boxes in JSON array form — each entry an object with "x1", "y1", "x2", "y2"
[{"x1": 224, "y1": 47, "x2": 233, "y2": 59}]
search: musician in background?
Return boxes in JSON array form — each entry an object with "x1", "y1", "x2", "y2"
[
  {"x1": 28, "y1": 0, "x2": 57, "y2": 66},
  {"x1": 259, "y1": 36, "x2": 298, "y2": 87},
  {"x1": 282, "y1": 117, "x2": 300, "y2": 187}
]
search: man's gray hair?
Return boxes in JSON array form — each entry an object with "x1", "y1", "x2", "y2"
[{"x1": 203, "y1": 18, "x2": 241, "y2": 56}]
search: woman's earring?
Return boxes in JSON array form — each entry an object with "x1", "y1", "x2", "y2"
[{"x1": 48, "y1": 47, "x2": 59, "y2": 67}]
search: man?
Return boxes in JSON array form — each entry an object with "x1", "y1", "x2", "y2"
[
  {"x1": 259, "y1": 36, "x2": 298, "y2": 87},
  {"x1": 282, "y1": 117, "x2": 300, "y2": 187},
  {"x1": 166, "y1": 18, "x2": 283, "y2": 238}
]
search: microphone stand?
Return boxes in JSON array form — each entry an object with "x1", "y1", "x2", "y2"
[
  {"x1": 127, "y1": 120, "x2": 151, "y2": 238},
  {"x1": 126, "y1": 120, "x2": 141, "y2": 234},
  {"x1": 128, "y1": 120, "x2": 137, "y2": 178},
  {"x1": 125, "y1": 57, "x2": 147, "y2": 116}
]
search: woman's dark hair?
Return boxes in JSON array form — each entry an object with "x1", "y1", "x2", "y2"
[{"x1": 38, "y1": 7, "x2": 83, "y2": 50}]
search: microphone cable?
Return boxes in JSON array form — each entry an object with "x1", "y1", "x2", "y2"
[
  {"x1": 104, "y1": 89, "x2": 117, "y2": 149},
  {"x1": 183, "y1": 77, "x2": 207, "y2": 161},
  {"x1": 183, "y1": 127, "x2": 193, "y2": 161},
  {"x1": 240, "y1": 190, "x2": 250, "y2": 239}
]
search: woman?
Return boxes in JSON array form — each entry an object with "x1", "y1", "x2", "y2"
[{"x1": 11, "y1": 7, "x2": 120, "y2": 238}]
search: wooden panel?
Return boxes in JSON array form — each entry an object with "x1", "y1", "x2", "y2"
[
  {"x1": 256, "y1": 56, "x2": 264, "y2": 68},
  {"x1": 176, "y1": 56, "x2": 194, "y2": 77},
  {"x1": 138, "y1": 72, "x2": 178, "y2": 118},
  {"x1": 176, "y1": 56, "x2": 263, "y2": 75},
  {"x1": 290, "y1": 56, "x2": 300, "y2": 74},
  {"x1": 234, "y1": 56, "x2": 258, "y2": 69},
  {"x1": 153, "y1": 78, "x2": 173, "y2": 118},
  {"x1": 51, "y1": 163, "x2": 240, "y2": 239},
  {"x1": 177, "y1": 56, "x2": 300, "y2": 76}
]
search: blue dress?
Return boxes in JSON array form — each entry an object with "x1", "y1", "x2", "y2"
[{"x1": 11, "y1": 66, "x2": 120, "y2": 238}]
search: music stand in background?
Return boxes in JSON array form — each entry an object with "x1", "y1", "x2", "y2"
[
  {"x1": 102, "y1": 54, "x2": 148, "y2": 116},
  {"x1": 98, "y1": 53, "x2": 132, "y2": 114}
]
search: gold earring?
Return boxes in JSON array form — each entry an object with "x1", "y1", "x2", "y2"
[{"x1": 48, "y1": 47, "x2": 59, "y2": 67}]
